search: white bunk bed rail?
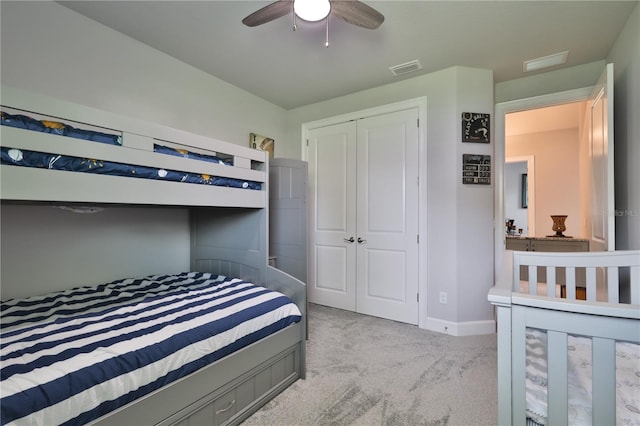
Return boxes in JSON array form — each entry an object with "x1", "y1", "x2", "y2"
[
  {"x1": 488, "y1": 250, "x2": 640, "y2": 426},
  {"x1": 1, "y1": 85, "x2": 267, "y2": 208}
]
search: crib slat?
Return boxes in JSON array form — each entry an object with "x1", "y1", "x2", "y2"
[
  {"x1": 592, "y1": 337, "x2": 616, "y2": 424},
  {"x1": 631, "y1": 265, "x2": 640, "y2": 305},
  {"x1": 511, "y1": 309, "x2": 528, "y2": 424},
  {"x1": 608, "y1": 267, "x2": 620, "y2": 303},
  {"x1": 546, "y1": 267, "x2": 557, "y2": 297},
  {"x1": 528, "y1": 265, "x2": 538, "y2": 295},
  {"x1": 547, "y1": 331, "x2": 568, "y2": 425},
  {"x1": 586, "y1": 267, "x2": 596, "y2": 301},
  {"x1": 513, "y1": 255, "x2": 522, "y2": 292},
  {"x1": 566, "y1": 267, "x2": 576, "y2": 300}
]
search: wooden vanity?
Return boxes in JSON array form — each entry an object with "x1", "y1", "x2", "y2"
[{"x1": 505, "y1": 236, "x2": 589, "y2": 252}]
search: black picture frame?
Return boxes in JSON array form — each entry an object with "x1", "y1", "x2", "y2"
[
  {"x1": 521, "y1": 173, "x2": 528, "y2": 208},
  {"x1": 462, "y1": 112, "x2": 490, "y2": 143}
]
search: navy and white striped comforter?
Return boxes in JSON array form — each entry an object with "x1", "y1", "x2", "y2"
[{"x1": 0, "y1": 273, "x2": 302, "y2": 426}]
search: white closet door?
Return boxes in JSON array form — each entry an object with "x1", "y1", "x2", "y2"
[
  {"x1": 308, "y1": 121, "x2": 357, "y2": 311},
  {"x1": 355, "y1": 109, "x2": 420, "y2": 324}
]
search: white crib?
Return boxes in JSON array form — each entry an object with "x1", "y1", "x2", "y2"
[{"x1": 488, "y1": 250, "x2": 640, "y2": 425}]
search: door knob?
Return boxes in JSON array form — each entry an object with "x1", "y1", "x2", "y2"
[
  {"x1": 357, "y1": 237, "x2": 367, "y2": 244},
  {"x1": 344, "y1": 237, "x2": 355, "y2": 243}
]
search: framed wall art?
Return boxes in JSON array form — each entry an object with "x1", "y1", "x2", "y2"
[
  {"x1": 521, "y1": 173, "x2": 528, "y2": 208},
  {"x1": 462, "y1": 154, "x2": 491, "y2": 185},
  {"x1": 250, "y1": 133, "x2": 274, "y2": 158},
  {"x1": 461, "y1": 112, "x2": 490, "y2": 143}
]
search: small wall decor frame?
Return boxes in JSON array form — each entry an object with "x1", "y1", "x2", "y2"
[
  {"x1": 250, "y1": 133, "x2": 274, "y2": 159},
  {"x1": 462, "y1": 112, "x2": 490, "y2": 143},
  {"x1": 462, "y1": 154, "x2": 491, "y2": 184},
  {"x1": 521, "y1": 173, "x2": 528, "y2": 208}
]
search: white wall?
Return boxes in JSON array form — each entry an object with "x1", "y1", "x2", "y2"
[
  {"x1": 0, "y1": 1, "x2": 287, "y2": 152},
  {"x1": 608, "y1": 3, "x2": 640, "y2": 251},
  {"x1": 2, "y1": 0, "x2": 636, "y2": 330},
  {"x1": 506, "y1": 128, "x2": 582, "y2": 238},
  {"x1": 1, "y1": 205, "x2": 190, "y2": 299},
  {"x1": 0, "y1": 1, "x2": 288, "y2": 294},
  {"x1": 2, "y1": 0, "x2": 498, "y2": 330},
  {"x1": 495, "y1": 2, "x2": 639, "y2": 250},
  {"x1": 495, "y1": 61, "x2": 606, "y2": 104},
  {"x1": 285, "y1": 66, "x2": 495, "y2": 334}
]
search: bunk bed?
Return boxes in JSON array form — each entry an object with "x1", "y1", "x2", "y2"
[
  {"x1": 0, "y1": 86, "x2": 306, "y2": 426},
  {"x1": 488, "y1": 250, "x2": 640, "y2": 425}
]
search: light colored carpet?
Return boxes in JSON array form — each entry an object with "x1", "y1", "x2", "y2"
[{"x1": 242, "y1": 303, "x2": 498, "y2": 426}]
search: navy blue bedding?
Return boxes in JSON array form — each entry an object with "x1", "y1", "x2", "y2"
[
  {"x1": 0, "y1": 147, "x2": 261, "y2": 189},
  {"x1": 1, "y1": 110, "x2": 261, "y2": 190},
  {"x1": 0, "y1": 272, "x2": 301, "y2": 425},
  {"x1": 154, "y1": 144, "x2": 232, "y2": 166},
  {"x1": 1, "y1": 111, "x2": 122, "y2": 146}
]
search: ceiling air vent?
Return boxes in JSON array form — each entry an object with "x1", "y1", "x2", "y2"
[
  {"x1": 389, "y1": 59, "x2": 422, "y2": 77},
  {"x1": 523, "y1": 51, "x2": 569, "y2": 72}
]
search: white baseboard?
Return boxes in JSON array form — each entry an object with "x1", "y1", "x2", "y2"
[{"x1": 426, "y1": 317, "x2": 496, "y2": 336}]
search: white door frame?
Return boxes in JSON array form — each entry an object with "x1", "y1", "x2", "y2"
[
  {"x1": 494, "y1": 87, "x2": 593, "y2": 278},
  {"x1": 302, "y1": 97, "x2": 428, "y2": 329}
]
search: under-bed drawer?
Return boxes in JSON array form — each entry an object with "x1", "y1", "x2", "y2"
[{"x1": 170, "y1": 345, "x2": 299, "y2": 426}]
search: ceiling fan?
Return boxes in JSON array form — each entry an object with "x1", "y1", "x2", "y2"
[{"x1": 242, "y1": 0, "x2": 384, "y2": 30}]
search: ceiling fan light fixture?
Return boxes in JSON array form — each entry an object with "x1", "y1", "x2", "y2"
[{"x1": 294, "y1": 0, "x2": 331, "y2": 22}]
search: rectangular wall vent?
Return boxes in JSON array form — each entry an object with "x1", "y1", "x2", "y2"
[{"x1": 389, "y1": 59, "x2": 423, "y2": 76}]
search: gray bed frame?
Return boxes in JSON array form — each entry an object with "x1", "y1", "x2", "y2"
[
  {"x1": 92, "y1": 209, "x2": 307, "y2": 426},
  {"x1": 0, "y1": 86, "x2": 306, "y2": 426},
  {"x1": 94, "y1": 263, "x2": 306, "y2": 426}
]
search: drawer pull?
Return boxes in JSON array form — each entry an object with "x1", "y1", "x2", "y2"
[{"x1": 216, "y1": 399, "x2": 235, "y2": 415}]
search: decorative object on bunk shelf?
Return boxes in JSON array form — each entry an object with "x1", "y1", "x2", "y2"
[
  {"x1": 549, "y1": 214, "x2": 569, "y2": 237},
  {"x1": 461, "y1": 112, "x2": 490, "y2": 143},
  {"x1": 250, "y1": 132, "x2": 275, "y2": 159}
]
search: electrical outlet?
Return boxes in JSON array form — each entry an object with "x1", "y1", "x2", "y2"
[{"x1": 439, "y1": 292, "x2": 447, "y2": 304}]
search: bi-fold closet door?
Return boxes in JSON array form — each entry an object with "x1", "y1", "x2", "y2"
[{"x1": 308, "y1": 108, "x2": 420, "y2": 325}]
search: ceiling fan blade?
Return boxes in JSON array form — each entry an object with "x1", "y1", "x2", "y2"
[
  {"x1": 242, "y1": 1, "x2": 293, "y2": 27},
  {"x1": 331, "y1": 0, "x2": 384, "y2": 29}
]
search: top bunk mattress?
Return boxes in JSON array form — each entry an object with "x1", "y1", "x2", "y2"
[
  {"x1": 0, "y1": 272, "x2": 302, "y2": 425},
  {"x1": 0, "y1": 86, "x2": 267, "y2": 208}
]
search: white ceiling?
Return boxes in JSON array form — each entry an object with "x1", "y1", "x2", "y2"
[{"x1": 58, "y1": 1, "x2": 636, "y2": 110}]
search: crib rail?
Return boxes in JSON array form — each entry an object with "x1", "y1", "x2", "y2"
[
  {"x1": 489, "y1": 250, "x2": 640, "y2": 426},
  {"x1": 512, "y1": 297, "x2": 639, "y2": 425},
  {"x1": 513, "y1": 250, "x2": 640, "y2": 303}
]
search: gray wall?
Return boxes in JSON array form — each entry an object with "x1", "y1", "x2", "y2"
[
  {"x1": 1, "y1": 0, "x2": 637, "y2": 330},
  {"x1": 1, "y1": 205, "x2": 190, "y2": 299},
  {"x1": 494, "y1": 4, "x2": 639, "y2": 251},
  {"x1": 608, "y1": 4, "x2": 640, "y2": 251},
  {"x1": 0, "y1": 1, "x2": 287, "y2": 299},
  {"x1": 283, "y1": 67, "x2": 496, "y2": 332},
  {"x1": 0, "y1": 1, "x2": 287, "y2": 152}
]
